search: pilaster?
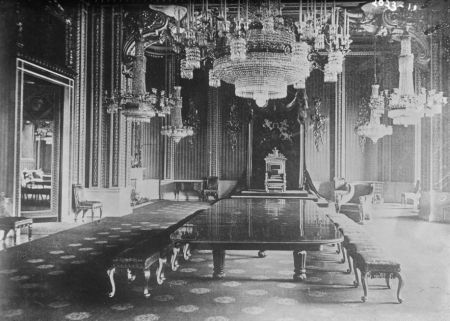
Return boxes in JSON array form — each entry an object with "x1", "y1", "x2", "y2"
[
  {"x1": 72, "y1": 3, "x2": 88, "y2": 186},
  {"x1": 207, "y1": 87, "x2": 221, "y2": 177},
  {"x1": 89, "y1": 6, "x2": 104, "y2": 188},
  {"x1": 334, "y1": 63, "x2": 346, "y2": 179}
]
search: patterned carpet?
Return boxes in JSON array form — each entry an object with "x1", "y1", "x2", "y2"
[{"x1": 0, "y1": 201, "x2": 448, "y2": 321}]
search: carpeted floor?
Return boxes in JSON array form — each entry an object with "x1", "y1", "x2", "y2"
[{"x1": 0, "y1": 201, "x2": 449, "y2": 321}]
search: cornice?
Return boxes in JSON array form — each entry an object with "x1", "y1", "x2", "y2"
[{"x1": 17, "y1": 53, "x2": 77, "y2": 78}]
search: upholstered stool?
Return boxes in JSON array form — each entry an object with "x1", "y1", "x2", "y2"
[
  {"x1": 107, "y1": 236, "x2": 171, "y2": 298},
  {"x1": 0, "y1": 217, "x2": 33, "y2": 245},
  {"x1": 353, "y1": 251, "x2": 403, "y2": 303}
]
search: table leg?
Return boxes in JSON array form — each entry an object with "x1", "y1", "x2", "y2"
[
  {"x1": 144, "y1": 269, "x2": 151, "y2": 298},
  {"x1": 395, "y1": 272, "x2": 404, "y2": 303},
  {"x1": 171, "y1": 247, "x2": 180, "y2": 271},
  {"x1": 346, "y1": 250, "x2": 352, "y2": 274},
  {"x1": 293, "y1": 250, "x2": 307, "y2": 281},
  {"x1": 340, "y1": 244, "x2": 346, "y2": 263},
  {"x1": 27, "y1": 224, "x2": 32, "y2": 240},
  {"x1": 13, "y1": 228, "x2": 18, "y2": 245},
  {"x1": 361, "y1": 271, "x2": 369, "y2": 302},
  {"x1": 212, "y1": 248, "x2": 226, "y2": 279},
  {"x1": 156, "y1": 257, "x2": 166, "y2": 285},
  {"x1": 107, "y1": 267, "x2": 116, "y2": 298}
]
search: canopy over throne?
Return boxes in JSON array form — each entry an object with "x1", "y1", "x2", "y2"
[{"x1": 264, "y1": 148, "x2": 287, "y2": 193}]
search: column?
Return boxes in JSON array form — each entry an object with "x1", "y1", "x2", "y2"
[
  {"x1": 88, "y1": 6, "x2": 104, "y2": 188},
  {"x1": 207, "y1": 87, "x2": 221, "y2": 177},
  {"x1": 334, "y1": 63, "x2": 346, "y2": 179},
  {"x1": 72, "y1": 2, "x2": 88, "y2": 186},
  {"x1": 246, "y1": 109, "x2": 253, "y2": 187},
  {"x1": 298, "y1": 120, "x2": 305, "y2": 189},
  {"x1": 420, "y1": 34, "x2": 445, "y2": 221}
]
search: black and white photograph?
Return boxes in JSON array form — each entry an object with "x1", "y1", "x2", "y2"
[{"x1": 0, "y1": 0, "x2": 449, "y2": 320}]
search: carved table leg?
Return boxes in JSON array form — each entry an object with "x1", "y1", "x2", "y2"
[
  {"x1": 171, "y1": 247, "x2": 180, "y2": 271},
  {"x1": 144, "y1": 269, "x2": 151, "y2": 298},
  {"x1": 346, "y1": 250, "x2": 352, "y2": 274},
  {"x1": 156, "y1": 257, "x2": 166, "y2": 285},
  {"x1": 107, "y1": 267, "x2": 116, "y2": 298},
  {"x1": 395, "y1": 272, "x2": 404, "y2": 303},
  {"x1": 353, "y1": 259, "x2": 359, "y2": 287},
  {"x1": 341, "y1": 244, "x2": 346, "y2": 263},
  {"x1": 212, "y1": 248, "x2": 226, "y2": 279},
  {"x1": 258, "y1": 250, "x2": 266, "y2": 258},
  {"x1": 183, "y1": 243, "x2": 191, "y2": 261},
  {"x1": 336, "y1": 242, "x2": 341, "y2": 254},
  {"x1": 293, "y1": 250, "x2": 307, "y2": 281},
  {"x1": 361, "y1": 271, "x2": 368, "y2": 302},
  {"x1": 14, "y1": 228, "x2": 19, "y2": 245},
  {"x1": 385, "y1": 273, "x2": 391, "y2": 289}
]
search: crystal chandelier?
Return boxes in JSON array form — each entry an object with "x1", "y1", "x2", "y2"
[
  {"x1": 152, "y1": 0, "x2": 352, "y2": 107},
  {"x1": 356, "y1": 36, "x2": 392, "y2": 144},
  {"x1": 356, "y1": 115, "x2": 393, "y2": 143},
  {"x1": 211, "y1": 2, "x2": 312, "y2": 107},
  {"x1": 387, "y1": 35, "x2": 448, "y2": 125},
  {"x1": 387, "y1": 35, "x2": 425, "y2": 126},
  {"x1": 104, "y1": 37, "x2": 177, "y2": 122},
  {"x1": 356, "y1": 85, "x2": 393, "y2": 143},
  {"x1": 161, "y1": 86, "x2": 194, "y2": 143},
  {"x1": 296, "y1": 0, "x2": 351, "y2": 83}
]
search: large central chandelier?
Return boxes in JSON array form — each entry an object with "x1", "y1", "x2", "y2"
[{"x1": 153, "y1": 0, "x2": 352, "y2": 107}]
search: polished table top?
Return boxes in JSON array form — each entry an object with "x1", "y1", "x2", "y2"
[{"x1": 173, "y1": 198, "x2": 342, "y2": 246}]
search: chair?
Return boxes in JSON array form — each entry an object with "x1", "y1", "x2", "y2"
[
  {"x1": 72, "y1": 184, "x2": 103, "y2": 222},
  {"x1": 335, "y1": 182, "x2": 374, "y2": 224},
  {"x1": 401, "y1": 180, "x2": 420, "y2": 209},
  {"x1": 202, "y1": 176, "x2": 219, "y2": 201}
]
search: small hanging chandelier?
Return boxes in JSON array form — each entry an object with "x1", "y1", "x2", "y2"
[
  {"x1": 161, "y1": 86, "x2": 194, "y2": 143},
  {"x1": 356, "y1": 37, "x2": 392, "y2": 143},
  {"x1": 356, "y1": 85, "x2": 393, "y2": 143}
]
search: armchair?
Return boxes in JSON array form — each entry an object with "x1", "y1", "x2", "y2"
[
  {"x1": 335, "y1": 182, "x2": 374, "y2": 224},
  {"x1": 401, "y1": 180, "x2": 420, "y2": 209}
]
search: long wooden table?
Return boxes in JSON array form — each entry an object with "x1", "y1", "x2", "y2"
[{"x1": 171, "y1": 198, "x2": 343, "y2": 280}]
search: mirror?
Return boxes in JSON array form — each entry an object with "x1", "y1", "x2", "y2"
[{"x1": 20, "y1": 74, "x2": 59, "y2": 215}]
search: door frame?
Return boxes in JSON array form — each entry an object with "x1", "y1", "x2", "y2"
[{"x1": 14, "y1": 58, "x2": 74, "y2": 221}]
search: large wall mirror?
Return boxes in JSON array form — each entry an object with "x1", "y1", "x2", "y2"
[
  {"x1": 20, "y1": 74, "x2": 60, "y2": 215},
  {"x1": 15, "y1": 59, "x2": 73, "y2": 220}
]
